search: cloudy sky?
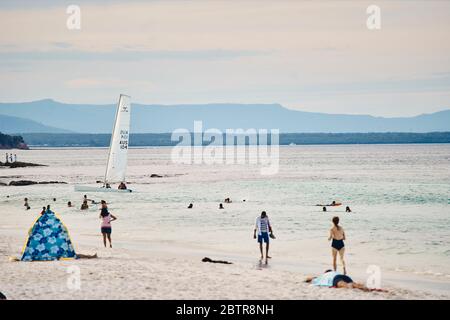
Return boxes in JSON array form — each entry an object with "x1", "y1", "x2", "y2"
[{"x1": 0, "y1": 0, "x2": 449, "y2": 116}]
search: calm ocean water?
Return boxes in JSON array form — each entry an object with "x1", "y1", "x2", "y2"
[{"x1": 3, "y1": 144, "x2": 450, "y2": 280}]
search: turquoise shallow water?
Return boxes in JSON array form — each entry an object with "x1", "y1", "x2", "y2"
[{"x1": 2, "y1": 144, "x2": 450, "y2": 281}]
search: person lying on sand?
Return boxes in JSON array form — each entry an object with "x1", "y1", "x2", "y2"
[{"x1": 305, "y1": 270, "x2": 370, "y2": 291}]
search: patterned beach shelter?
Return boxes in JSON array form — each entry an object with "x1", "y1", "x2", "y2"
[{"x1": 21, "y1": 209, "x2": 76, "y2": 261}]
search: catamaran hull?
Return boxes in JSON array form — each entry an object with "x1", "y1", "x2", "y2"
[{"x1": 74, "y1": 185, "x2": 132, "y2": 193}]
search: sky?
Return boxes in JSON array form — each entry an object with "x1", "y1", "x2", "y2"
[{"x1": 0, "y1": 0, "x2": 449, "y2": 117}]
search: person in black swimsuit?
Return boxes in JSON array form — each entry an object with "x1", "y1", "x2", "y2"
[{"x1": 328, "y1": 216, "x2": 347, "y2": 274}]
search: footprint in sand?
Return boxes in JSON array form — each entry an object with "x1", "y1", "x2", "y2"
[{"x1": 254, "y1": 260, "x2": 270, "y2": 270}]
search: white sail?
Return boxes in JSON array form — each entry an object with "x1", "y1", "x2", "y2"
[{"x1": 105, "y1": 94, "x2": 131, "y2": 184}]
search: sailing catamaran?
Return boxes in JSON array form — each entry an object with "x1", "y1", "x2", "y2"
[{"x1": 74, "y1": 94, "x2": 132, "y2": 193}]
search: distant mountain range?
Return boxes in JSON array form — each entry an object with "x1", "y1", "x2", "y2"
[
  {"x1": 0, "y1": 114, "x2": 72, "y2": 134},
  {"x1": 1, "y1": 99, "x2": 449, "y2": 134}
]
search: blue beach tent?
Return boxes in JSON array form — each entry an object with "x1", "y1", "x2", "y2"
[{"x1": 21, "y1": 209, "x2": 76, "y2": 261}]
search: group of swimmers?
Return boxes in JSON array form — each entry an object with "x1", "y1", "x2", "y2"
[
  {"x1": 23, "y1": 195, "x2": 97, "y2": 211},
  {"x1": 188, "y1": 197, "x2": 240, "y2": 210},
  {"x1": 24, "y1": 197, "x2": 59, "y2": 210},
  {"x1": 321, "y1": 202, "x2": 352, "y2": 213}
]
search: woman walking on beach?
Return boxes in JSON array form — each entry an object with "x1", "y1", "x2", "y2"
[
  {"x1": 99, "y1": 200, "x2": 117, "y2": 248},
  {"x1": 328, "y1": 216, "x2": 346, "y2": 275}
]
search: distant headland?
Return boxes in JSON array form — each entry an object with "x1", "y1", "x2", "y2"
[{"x1": 0, "y1": 132, "x2": 28, "y2": 150}]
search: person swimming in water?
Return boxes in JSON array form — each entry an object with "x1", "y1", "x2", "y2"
[
  {"x1": 81, "y1": 195, "x2": 92, "y2": 210},
  {"x1": 328, "y1": 216, "x2": 346, "y2": 274},
  {"x1": 187, "y1": 203, "x2": 193, "y2": 209},
  {"x1": 219, "y1": 203, "x2": 224, "y2": 209},
  {"x1": 346, "y1": 206, "x2": 352, "y2": 213},
  {"x1": 81, "y1": 200, "x2": 89, "y2": 210}
]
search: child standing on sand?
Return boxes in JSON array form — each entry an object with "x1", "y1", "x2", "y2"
[{"x1": 99, "y1": 200, "x2": 117, "y2": 248}]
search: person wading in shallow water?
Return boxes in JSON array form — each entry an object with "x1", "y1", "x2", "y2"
[
  {"x1": 24, "y1": 198, "x2": 30, "y2": 210},
  {"x1": 253, "y1": 211, "x2": 275, "y2": 264}
]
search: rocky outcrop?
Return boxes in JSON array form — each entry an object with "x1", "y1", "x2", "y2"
[
  {"x1": 8, "y1": 180, "x2": 67, "y2": 186},
  {"x1": 8, "y1": 180, "x2": 37, "y2": 186},
  {"x1": 0, "y1": 161, "x2": 45, "y2": 168},
  {"x1": 37, "y1": 181, "x2": 67, "y2": 185}
]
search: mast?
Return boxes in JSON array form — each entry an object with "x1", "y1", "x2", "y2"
[{"x1": 103, "y1": 94, "x2": 123, "y2": 187}]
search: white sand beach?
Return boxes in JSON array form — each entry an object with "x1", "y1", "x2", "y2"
[{"x1": 1, "y1": 145, "x2": 450, "y2": 300}]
